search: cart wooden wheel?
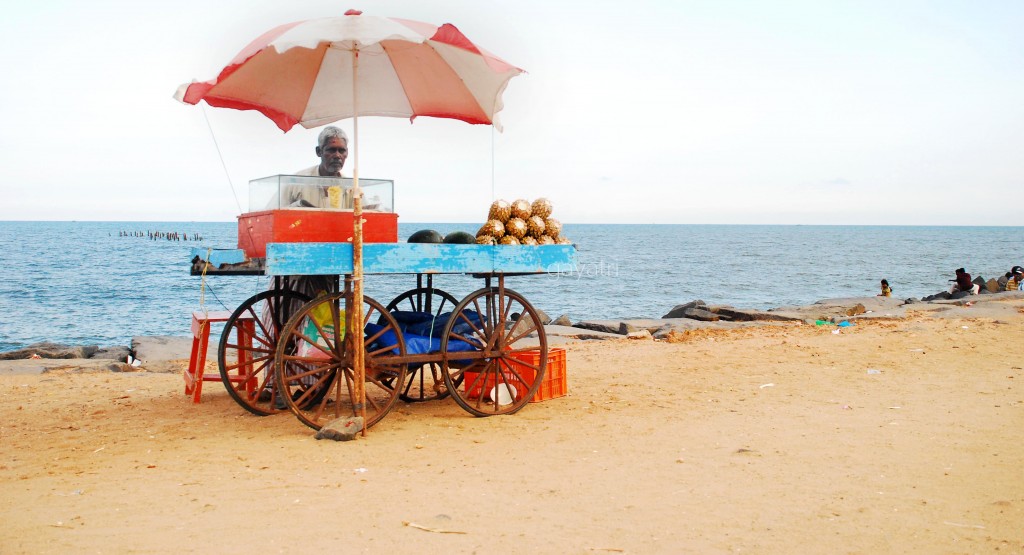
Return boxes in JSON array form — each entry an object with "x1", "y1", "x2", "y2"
[
  {"x1": 275, "y1": 292, "x2": 407, "y2": 430},
  {"x1": 440, "y1": 286, "x2": 548, "y2": 416},
  {"x1": 218, "y1": 289, "x2": 311, "y2": 416},
  {"x1": 385, "y1": 286, "x2": 460, "y2": 403}
]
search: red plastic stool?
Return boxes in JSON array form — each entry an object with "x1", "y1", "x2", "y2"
[{"x1": 185, "y1": 311, "x2": 255, "y2": 403}]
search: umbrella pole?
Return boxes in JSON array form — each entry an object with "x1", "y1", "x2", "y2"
[{"x1": 351, "y1": 46, "x2": 366, "y2": 435}]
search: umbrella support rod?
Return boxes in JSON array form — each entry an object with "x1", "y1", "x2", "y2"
[{"x1": 351, "y1": 45, "x2": 366, "y2": 436}]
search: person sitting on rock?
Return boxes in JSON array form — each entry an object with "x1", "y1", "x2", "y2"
[
  {"x1": 1007, "y1": 267, "x2": 1023, "y2": 291},
  {"x1": 948, "y1": 267, "x2": 980, "y2": 295}
]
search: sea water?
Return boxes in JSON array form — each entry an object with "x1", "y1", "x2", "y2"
[{"x1": 0, "y1": 221, "x2": 1020, "y2": 351}]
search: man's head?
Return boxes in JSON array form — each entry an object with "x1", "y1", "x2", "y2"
[{"x1": 315, "y1": 126, "x2": 348, "y2": 176}]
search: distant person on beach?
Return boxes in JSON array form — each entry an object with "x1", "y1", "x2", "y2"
[
  {"x1": 878, "y1": 279, "x2": 892, "y2": 297},
  {"x1": 948, "y1": 267, "x2": 980, "y2": 295},
  {"x1": 277, "y1": 126, "x2": 353, "y2": 209}
]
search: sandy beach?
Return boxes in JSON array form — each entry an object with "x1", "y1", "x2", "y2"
[{"x1": 2, "y1": 297, "x2": 1023, "y2": 554}]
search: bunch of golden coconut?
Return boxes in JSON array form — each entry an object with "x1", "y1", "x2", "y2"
[{"x1": 476, "y1": 198, "x2": 571, "y2": 246}]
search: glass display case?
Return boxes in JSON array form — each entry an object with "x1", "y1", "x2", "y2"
[{"x1": 249, "y1": 175, "x2": 394, "y2": 212}]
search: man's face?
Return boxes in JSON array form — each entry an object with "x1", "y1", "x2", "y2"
[{"x1": 316, "y1": 137, "x2": 348, "y2": 175}]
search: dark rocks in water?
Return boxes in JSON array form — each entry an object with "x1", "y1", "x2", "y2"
[
  {"x1": 904, "y1": 297, "x2": 922, "y2": 304},
  {"x1": 407, "y1": 229, "x2": 443, "y2": 243},
  {"x1": 442, "y1": 231, "x2": 477, "y2": 244},
  {"x1": 0, "y1": 342, "x2": 99, "y2": 360},
  {"x1": 662, "y1": 300, "x2": 707, "y2": 319}
]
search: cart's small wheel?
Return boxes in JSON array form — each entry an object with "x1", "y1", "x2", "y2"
[
  {"x1": 275, "y1": 293, "x2": 407, "y2": 430},
  {"x1": 440, "y1": 286, "x2": 548, "y2": 417},
  {"x1": 385, "y1": 287, "x2": 460, "y2": 403},
  {"x1": 218, "y1": 289, "x2": 311, "y2": 416}
]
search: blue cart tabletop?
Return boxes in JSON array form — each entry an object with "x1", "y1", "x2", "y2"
[{"x1": 192, "y1": 243, "x2": 577, "y2": 276}]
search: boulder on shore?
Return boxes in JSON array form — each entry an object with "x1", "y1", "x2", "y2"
[
  {"x1": 662, "y1": 300, "x2": 706, "y2": 319},
  {"x1": 710, "y1": 307, "x2": 803, "y2": 322},
  {"x1": 0, "y1": 342, "x2": 99, "y2": 360}
]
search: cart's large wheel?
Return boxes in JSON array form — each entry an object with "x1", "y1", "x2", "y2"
[
  {"x1": 218, "y1": 289, "x2": 311, "y2": 416},
  {"x1": 275, "y1": 293, "x2": 407, "y2": 430},
  {"x1": 385, "y1": 287, "x2": 460, "y2": 403},
  {"x1": 441, "y1": 286, "x2": 548, "y2": 417}
]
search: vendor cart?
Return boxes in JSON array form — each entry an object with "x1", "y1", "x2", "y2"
[{"x1": 193, "y1": 237, "x2": 576, "y2": 431}]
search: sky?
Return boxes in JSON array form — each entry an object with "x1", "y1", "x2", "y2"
[{"x1": 0, "y1": 0, "x2": 1021, "y2": 225}]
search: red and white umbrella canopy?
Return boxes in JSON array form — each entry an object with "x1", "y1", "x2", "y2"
[{"x1": 175, "y1": 10, "x2": 524, "y2": 132}]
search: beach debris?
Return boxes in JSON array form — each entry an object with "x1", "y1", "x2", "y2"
[
  {"x1": 943, "y1": 521, "x2": 985, "y2": 530},
  {"x1": 626, "y1": 329, "x2": 653, "y2": 340},
  {"x1": 837, "y1": 321, "x2": 855, "y2": 327},
  {"x1": 315, "y1": 416, "x2": 364, "y2": 441},
  {"x1": 759, "y1": 383, "x2": 775, "y2": 389},
  {"x1": 403, "y1": 521, "x2": 467, "y2": 535},
  {"x1": 845, "y1": 303, "x2": 867, "y2": 316},
  {"x1": 831, "y1": 329, "x2": 841, "y2": 335},
  {"x1": 867, "y1": 369, "x2": 881, "y2": 375}
]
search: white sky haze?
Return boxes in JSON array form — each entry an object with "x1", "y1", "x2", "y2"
[{"x1": 1, "y1": 0, "x2": 1021, "y2": 224}]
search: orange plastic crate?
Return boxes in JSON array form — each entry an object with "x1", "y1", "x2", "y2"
[{"x1": 463, "y1": 348, "x2": 567, "y2": 403}]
